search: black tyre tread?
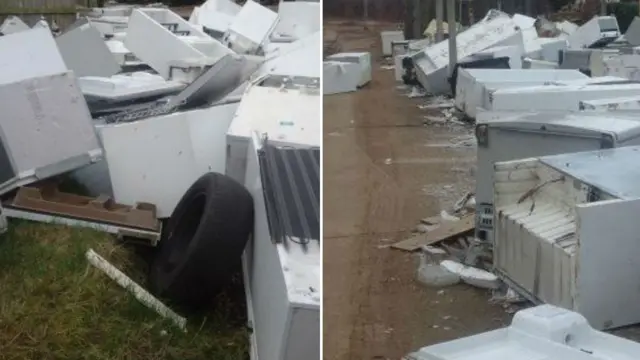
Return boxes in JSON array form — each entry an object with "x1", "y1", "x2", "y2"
[{"x1": 149, "y1": 172, "x2": 254, "y2": 308}]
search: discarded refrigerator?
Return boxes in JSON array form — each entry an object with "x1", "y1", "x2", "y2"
[
  {"x1": 492, "y1": 146, "x2": 640, "y2": 330},
  {"x1": 474, "y1": 112, "x2": 640, "y2": 243}
]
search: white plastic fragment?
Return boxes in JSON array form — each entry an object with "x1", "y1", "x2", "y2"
[
  {"x1": 86, "y1": 249, "x2": 187, "y2": 331},
  {"x1": 440, "y1": 260, "x2": 500, "y2": 289}
]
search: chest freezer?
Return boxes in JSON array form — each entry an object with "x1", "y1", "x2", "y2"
[
  {"x1": 406, "y1": 305, "x2": 640, "y2": 360},
  {"x1": 326, "y1": 52, "x2": 372, "y2": 87},
  {"x1": 492, "y1": 146, "x2": 640, "y2": 330},
  {"x1": 486, "y1": 82, "x2": 640, "y2": 112},
  {"x1": 454, "y1": 68, "x2": 588, "y2": 120},
  {"x1": 474, "y1": 112, "x2": 640, "y2": 243}
]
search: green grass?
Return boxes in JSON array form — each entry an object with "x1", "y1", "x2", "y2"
[{"x1": 0, "y1": 221, "x2": 249, "y2": 360}]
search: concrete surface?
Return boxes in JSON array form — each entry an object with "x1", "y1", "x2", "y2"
[{"x1": 322, "y1": 20, "x2": 511, "y2": 360}]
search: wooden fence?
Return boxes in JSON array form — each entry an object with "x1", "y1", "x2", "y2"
[
  {"x1": 324, "y1": 0, "x2": 553, "y2": 24},
  {"x1": 0, "y1": 0, "x2": 99, "y2": 29}
]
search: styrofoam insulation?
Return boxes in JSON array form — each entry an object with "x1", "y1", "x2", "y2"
[
  {"x1": 56, "y1": 22, "x2": 121, "y2": 77},
  {"x1": 224, "y1": 0, "x2": 279, "y2": 55},
  {"x1": 0, "y1": 28, "x2": 67, "y2": 85},
  {"x1": 125, "y1": 8, "x2": 232, "y2": 79}
]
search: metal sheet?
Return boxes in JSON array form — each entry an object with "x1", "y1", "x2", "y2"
[{"x1": 540, "y1": 145, "x2": 640, "y2": 200}]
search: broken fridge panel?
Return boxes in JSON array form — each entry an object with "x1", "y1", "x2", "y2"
[
  {"x1": 407, "y1": 305, "x2": 640, "y2": 360},
  {"x1": 223, "y1": 0, "x2": 279, "y2": 55},
  {"x1": 475, "y1": 112, "x2": 640, "y2": 243},
  {"x1": 493, "y1": 146, "x2": 640, "y2": 330},
  {"x1": 243, "y1": 133, "x2": 320, "y2": 360},
  {"x1": 56, "y1": 20, "x2": 122, "y2": 77},
  {"x1": 0, "y1": 71, "x2": 102, "y2": 196},
  {"x1": 125, "y1": 8, "x2": 232, "y2": 79}
]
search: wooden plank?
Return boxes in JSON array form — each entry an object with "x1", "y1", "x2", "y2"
[{"x1": 392, "y1": 214, "x2": 475, "y2": 251}]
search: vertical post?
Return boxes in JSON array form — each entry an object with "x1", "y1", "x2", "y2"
[
  {"x1": 447, "y1": 0, "x2": 457, "y2": 78},
  {"x1": 600, "y1": 0, "x2": 606, "y2": 15},
  {"x1": 404, "y1": 0, "x2": 415, "y2": 39},
  {"x1": 436, "y1": 0, "x2": 444, "y2": 42},
  {"x1": 364, "y1": 0, "x2": 369, "y2": 22},
  {"x1": 413, "y1": 0, "x2": 422, "y2": 41}
]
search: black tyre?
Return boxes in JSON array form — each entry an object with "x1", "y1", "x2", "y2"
[{"x1": 149, "y1": 172, "x2": 254, "y2": 308}]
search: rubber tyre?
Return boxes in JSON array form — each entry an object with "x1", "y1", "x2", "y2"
[{"x1": 149, "y1": 172, "x2": 254, "y2": 308}]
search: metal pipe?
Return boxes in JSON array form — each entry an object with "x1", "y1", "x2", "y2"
[
  {"x1": 447, "y1": 0, "x2": 457, "y2": 79},
  {"x1": 436, "y1": 0, "x2": 444, "y2": 42}
]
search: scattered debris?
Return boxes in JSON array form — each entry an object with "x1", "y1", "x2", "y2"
[
  {"x1": 440, "y1": 260, "x2": 500, "y2": 290},
  {"x1": 416, "y1": 253, "x2": 461, "y2": 288},
  {"x1": 392, "y1": 214, "x2": 474, "y2": 251}
]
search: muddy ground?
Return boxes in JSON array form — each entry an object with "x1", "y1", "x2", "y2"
[{"x1": 322, "y1": 19, "x2": 511, "y2": 360}]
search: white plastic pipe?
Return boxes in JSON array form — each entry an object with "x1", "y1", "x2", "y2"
[{"x1": 86, "y1": 249, "x2": 187, "y2": 332}]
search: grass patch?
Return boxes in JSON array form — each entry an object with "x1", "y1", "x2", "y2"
[{"x1": 0, "y1": 221, "x2": 249, "y2": 360}]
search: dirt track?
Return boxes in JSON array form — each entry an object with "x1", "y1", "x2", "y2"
[{"x1": 322, "y1": 19, "x2": 511, "y2": 360}]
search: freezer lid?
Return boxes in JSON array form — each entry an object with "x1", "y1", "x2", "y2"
[
  {"x1": 407, "y1": 305, "x2": 640, "y2": 360},
  {"x1": 487, "y1": 112, "x2": 640, "y2": 139},
  {"x1": 258, "y1": 140, "x2": 320, "y2": 247},
  {"x1": 540, "y1": 145, "x2": 640, "y2": 200}
]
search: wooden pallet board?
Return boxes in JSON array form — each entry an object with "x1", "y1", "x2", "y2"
[{"x1": 392, "y1": 214, "x2": 475, "y2": 251}]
